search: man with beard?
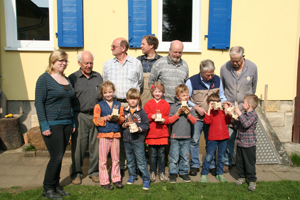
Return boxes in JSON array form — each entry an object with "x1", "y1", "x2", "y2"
[{"x1": 148, "y1": 40, "x2": 189, "y2": 104}]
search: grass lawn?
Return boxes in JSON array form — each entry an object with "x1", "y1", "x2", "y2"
[{"x1": 1, "y1": 180, "x2": 299, "y2": 200}]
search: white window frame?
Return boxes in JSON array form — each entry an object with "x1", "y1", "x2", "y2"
[
  {"x1": 4, "y1": 0, "x2": 54, "y2": 51},
  {"x1": 157, "y1": 0, "x2": 201, "y2": 52}
]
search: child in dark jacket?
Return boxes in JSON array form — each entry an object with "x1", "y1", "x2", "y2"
[
  {"x1": 122, "y1": 88, "x2": 150, "y2": 190},
  {"x1": 201, "y1": 93, "x2": 231, "y2": 183},
  {"x1": 144, "y1": 82, "x2": 170, "y2": 182}
]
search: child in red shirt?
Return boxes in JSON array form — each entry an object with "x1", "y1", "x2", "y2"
[
  {"x1": 144, "y1": 82, "x2": 170, "y2": 182},
  {"x1": 201, "y1": 93, "x2": 231, "y2": 183}
]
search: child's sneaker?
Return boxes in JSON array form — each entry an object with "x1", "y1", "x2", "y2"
[
  {"x1": 235, "y1": 178, "x2": 246, "y2": 185},
  {"x1": 159, "y1": 173, "x2": 168, "y2": 183},
  {"x1": 179, "y1": 174, "x2": 191, "y2": 183},
  {"x1": 143, "y1": 181, "x2": 150, "y2": 190},
  {"x1": 127, "y1": 176, "x2": 135, "y2": 185},
  {"x1": 248, "y1": 182, "x2": 256, "y2": 191},
  {"x1": 169, "y1": 174, "x2": 177, "y2": 183},
  {"x1": 216, "y1": 174, "x2": 228, "y2": 183},
  {"x1": 200, "y1": 175, "x2": 207, "y2": 183},
  {"x1": 150, "y1": 172, "x2": 156, "y2": 182}
]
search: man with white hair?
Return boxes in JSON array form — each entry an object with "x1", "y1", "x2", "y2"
[
  {"x1": 220, "y1": 46, "x2": 258, "y2": 173},
  {"x1": 186, "y1": 59, "x2": 228, "y2": 177},
  {"x1": 69, "y1": 51, "x2": 103, "y2": 185},
  {"x1": 148, "y1": 40, "x2": 189, "y2": 104}
]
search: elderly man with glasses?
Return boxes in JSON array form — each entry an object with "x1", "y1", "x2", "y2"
[
  {"x1": 102, "y1": 37, "x2": 143, "y2": 177},
  {"x1": 186, "y1": 59, "x2": 229, "y2": 177},
  {"x1": 220, "y1": 46, "x2": 258, "y2": 173}
]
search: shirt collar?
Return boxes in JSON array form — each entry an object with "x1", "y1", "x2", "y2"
[
  {"x1": 124, "y1": 105, "x2": 141, "y2": 111},
  {"x1": 78, "y1": 69, "x2": 96, "y2": 78},
  {"x1": 113, "y1": 54, "x2": 132, "y2": 64},
  {"x1": 141, "y1": 53, "x2": 159, "y2": 61}
]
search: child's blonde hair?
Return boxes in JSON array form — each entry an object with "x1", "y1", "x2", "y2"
[
  {"x1": 150, "y1": 81, "x2": 165, "y2": 93},
  {"x1": 175, "y1": 84, "x2": 189, "y2": 95},
  {"x1": 207, "y1": 93, "x2": 221, "y2": 104},
  {"x1": 126, "y1": 88, "x2": 140, "y2": 99},
  {"x1": 97, "y1": 81, "x2": 116, "y2": 99},
  {"x1": 244, "y1": 94, "x2": 259, "y2": 109}
]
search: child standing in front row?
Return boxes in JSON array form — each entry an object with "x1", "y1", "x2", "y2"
[
  {"x1": 168, "y1": 84, "x2": 197, "y2": 183},
  {"x1": 201, "y1": 93, "x2": 231, "y2": 183},
  {"x1": 92, "y1": 81, "x2": 125, "y2": 190},
  {"x1": 122, "y1": 88, "x2": 150, "y2": 190},
  {"x1": 233, "y1": 94, "x2": 259, "y2": 191},
  {"x1": 144, "y1": 82, "x2": 170, "y2": 183}
]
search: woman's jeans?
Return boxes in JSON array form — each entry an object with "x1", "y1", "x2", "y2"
[
  {"x1": 42, "y1": 124, "x2": 72, "y2": 189},
  {"x1": 149, "y1": 145, "x2": 166, "y2": 174}
]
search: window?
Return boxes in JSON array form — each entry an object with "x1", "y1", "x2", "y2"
[
  {"x1": 157, "y1": 0, "x2": 201, "y2": 52},
  {"x1": 4, "y1": 0, "x2": 54, "y2": 51}
]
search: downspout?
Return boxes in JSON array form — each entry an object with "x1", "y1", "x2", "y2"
[{"x1": 0, "y1": 26, "x2": 7, "y2": 118}]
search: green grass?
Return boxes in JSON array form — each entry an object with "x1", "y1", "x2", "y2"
[
  {"x1": 0, "y1": 181, "x2": 300, "y2": 200},
  {"x1": 23, "y1": 144, "x2": 36, "y2": 152},
  {"x1": 290, "y1": 152, "x2": 300, "y2": 166}
]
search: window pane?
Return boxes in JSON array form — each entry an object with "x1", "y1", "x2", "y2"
[
  {"x1": 16, "y1": 0, "x2": 49, "y2": 41},
  {"x1": 162, "y1": 0, "x2": 192, "y2": 42}
]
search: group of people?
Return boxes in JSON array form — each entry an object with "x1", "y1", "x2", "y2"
[{"x1": 35, "y1": 35, "x2": 258, "y2": 199}]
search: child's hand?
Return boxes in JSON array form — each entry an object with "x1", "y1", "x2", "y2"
[
  {"x1": 125, "y1": 122, "x2": 133, "y2": 128},
  {"x1": 106, "y1": 115, "x2": 112, "y2": 121},
  {"x1": 151, "y1": 114, "x2": 156, "y2": 120},
  {"x1": 235, "y1": 107, "x2": 242, "y2": 116},
  {"x1": 183, "y1": 107, "x2": 190, "y2": 116},
  {"x1": 223, "y1": 103, "x2": 229, "y2": 110},
  {"x1": 159, "y1": 118, "x2": 165, "y2": 124},
  {"x1": 176, "y1": 108, "x2": 182, "y2": 116}
]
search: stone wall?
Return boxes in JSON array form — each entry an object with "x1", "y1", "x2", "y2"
[{"x1": 262, "y1": 100, "x2": 294, "y2": 143}]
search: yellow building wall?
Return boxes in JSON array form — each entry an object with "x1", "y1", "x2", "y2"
[{"x1": 0, "y1": 0, "x2": 299, "y2": 101}]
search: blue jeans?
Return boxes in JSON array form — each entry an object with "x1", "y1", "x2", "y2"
[
  {"x1": 224, "y1": 127, "x2": 237, "y2": 166},
  {"x1": 202, "y1": 140, "x2": 227, "y2": 175},
  {"x1": 124, "y1": 142, "x2": 150, "y2": 182},
  {"x1": 190, "y1": 121, "x2": 215, "y2": 168},
  {"x1": 149, "y1": 145, "x2": 166, "y2": 174},
  {"x1": 169, "y1": 138, "x2": 190, "y2": 175}
]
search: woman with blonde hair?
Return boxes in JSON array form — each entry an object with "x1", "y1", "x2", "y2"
[{"x1": 35, "y1": 49, "x2": 75, "y2": 199}]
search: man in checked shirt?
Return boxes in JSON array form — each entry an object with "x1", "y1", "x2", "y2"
[
  {"x1": 232, "y1": 94, "x2": 259, "y2": 191},
  {"x1": 102, "y1": 37, "x2": 143, "y2": 177}
]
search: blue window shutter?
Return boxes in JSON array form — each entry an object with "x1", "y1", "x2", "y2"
[
  {"x1": 57, "y1": 0, "x2": 83, "y2": 47},
  {"x1": 128, "y1": 0, "x2": 152, "y2": 48},
  {"x1": 206, "y1": 0, "x2": 232, "y2": 49}
]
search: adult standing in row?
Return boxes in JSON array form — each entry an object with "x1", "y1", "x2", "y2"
[
  {"x1": 102, "y1": 37, "x2": 143, "y2": 176},
  {"x1": 186, "y1": 59, "x2": 228, "y2": 176},
  {"x1": 149, "y1": 40, "x2": 189, "y2": 104},
  {"x1": 35, "y1": 50, "x2": 75, "y2": 199},
  {"x1": 220, "y1": 46, "x2": 258, "y2": 172},
  {"x1": 137, "y1": 35, "x2": 162, "y2": 108},
  {"x1": 69, "y1": 51, "x2": 103, "y2": 184}
]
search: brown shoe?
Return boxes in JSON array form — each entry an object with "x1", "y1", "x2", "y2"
[
  {"x1": 72, "y1": 177, "x2": 82, "y2": 185},
  {"x1": 91, "y1": 175, "x2": 99, "y2": 183},
  {"x1": 102, "y1": 184, "x2": 114, "y2": 190},
  {"x1": 223, "y1": 164, "x2": 229, "y2": 173},
  {"x1": 113, "y1": 181, "x2": 123, "y2": 188}
]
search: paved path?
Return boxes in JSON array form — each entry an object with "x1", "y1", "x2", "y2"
[{"x1": 0, "y1": 146, "x2": 300, "y2": 189}]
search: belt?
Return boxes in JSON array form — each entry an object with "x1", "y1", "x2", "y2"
[
  {"x1": 81, "y1": 110, "x2": 93, "y2": 115},
  {"x1": 116, "y1": 98, "x2": 127, "y2": 103}
]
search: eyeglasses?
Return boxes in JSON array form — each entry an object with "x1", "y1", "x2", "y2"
[
  {"x1": 58, "y1": 60, "x2": 69, "y2": 63},
  {"x1": 231, "y1": 56, "x2": 243, "y2": 64},
  {"x1": 111, "y1": 45, "x2": 120, "y2": 49}
]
